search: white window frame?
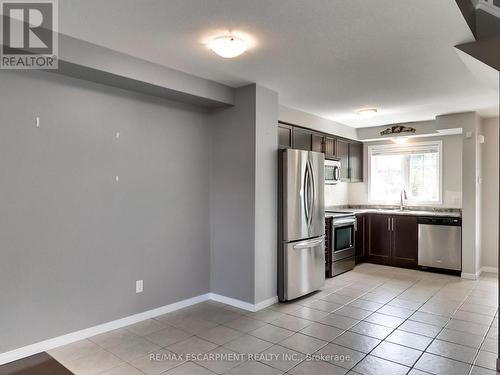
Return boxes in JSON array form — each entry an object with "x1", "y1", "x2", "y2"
[{"x1": 367, "y1": 140, "x2": 443, "y2": 205}]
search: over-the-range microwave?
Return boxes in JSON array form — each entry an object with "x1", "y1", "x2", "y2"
[{"x1": 325, "y1": 159, "x2": 341, "y2": 184}]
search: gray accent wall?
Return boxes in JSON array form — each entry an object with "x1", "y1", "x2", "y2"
[
  {"x1": 209, "y1": 85, "x2": 257, "y2": 303},
  {"x1": 210, "y1": 84, "x2": 278, "y2": 304},
  {"x1": 54, "y1": 34, "x2": 234, "y2": 108},
  {"x1": 254, "y1": 86, "x2": 278, "y2": 304},
  {"x1": 0, "y1": 70, "x2": 211, "y2": 352}
]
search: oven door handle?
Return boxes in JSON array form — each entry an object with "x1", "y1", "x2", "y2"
[{"x1": 333, "y1": 219, "x2": 356, "y2": 227}]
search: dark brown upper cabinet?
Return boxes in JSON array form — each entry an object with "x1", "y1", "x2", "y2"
[
  {"x1": 336, "y1": 139, "x2": 349, "y2": 181},
  {"x1": 324, "y1": 137, "x2": 337, "y2": 160},
  {"x1": 348, "y1": 142, "x2": 363, "y2": 183},
  {"x1": 312, "y1": 133, "x2": 324, "y2": 153},
  {"x1": 278, "y1": 124, "x2": 293, "y2": 149},
  {"x1": 292, "y1": 128, "x2": 313, "y2": 151},
  {"x1": 277, "y1": 122, "x2": 364, "y2": 183},
  {"x1": 366, "y1": 214, "x2": 418, "y2": 269}
]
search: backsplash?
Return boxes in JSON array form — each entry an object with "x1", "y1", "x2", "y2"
[{"x1": 324, "y1": 182, "x2": 349, "y2": 207}]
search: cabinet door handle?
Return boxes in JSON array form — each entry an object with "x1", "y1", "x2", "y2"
[
  {"x1": 387, "y1": 217, "x2": 390, "y2": 231},
  {"x1": 391, "y1": 218, "x2": 394, "y2": 231}
]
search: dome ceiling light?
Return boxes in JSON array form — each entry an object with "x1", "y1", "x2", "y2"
[
  {"x1": 209, "y1": 35, "x2": 247, "y2": 58},
  {"x1": 357, "y1": 108, "x2": 378, "y2": 117}
]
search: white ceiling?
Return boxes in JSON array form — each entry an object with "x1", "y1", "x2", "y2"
[{"x1": 59, "y1": 0, "x2": 499, "y2": 127}]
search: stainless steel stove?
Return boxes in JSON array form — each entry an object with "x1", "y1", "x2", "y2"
[{"x1": 326, "y1": 211, "x2": 356, "y2": 276}]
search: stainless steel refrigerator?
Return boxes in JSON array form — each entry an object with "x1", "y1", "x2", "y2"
[{"x1": 278, "y1": 149, "x2": 325, "y2": 301}]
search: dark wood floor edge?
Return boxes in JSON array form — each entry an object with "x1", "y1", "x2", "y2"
[{"x1": 0, "y1": 352, "x2": 73, "y2": 375}]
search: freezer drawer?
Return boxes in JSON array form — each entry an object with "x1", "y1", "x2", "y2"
[
  {"x1": 418, "y1": 224, "x2": 461, "y2": 271},
  {"x1": 279, "y1": 236, "x2": 325, "y2": 301}
]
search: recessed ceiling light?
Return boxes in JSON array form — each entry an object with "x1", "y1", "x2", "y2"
[
  {"x1": 209, "y1": 35, "x2": 247, "y2": 58},
  {"x1": 357, "y1": 108, "x2": 378, "y2": 117},
  {"x1": 392, "y1": 137, "x2": 409, "y2": 144}
]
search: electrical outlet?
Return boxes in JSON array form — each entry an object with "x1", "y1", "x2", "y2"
[{"x1": 136, "y1": 280, "x2": 143, "y2": 293}]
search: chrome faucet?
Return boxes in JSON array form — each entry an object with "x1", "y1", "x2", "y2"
[{"x1": 400, "y1": 189, "x2": 407, "y2": 211}]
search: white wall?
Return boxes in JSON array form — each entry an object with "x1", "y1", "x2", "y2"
[
  {"x1": 481, "y1": 117, "x2": 499, "y2": 272},
  {"x1": 458, "y1": 112, "x2": 482, "y2": 277},
  {"x1": 476, "y1": 120, "x2": 483, "y2": 275},
  {"x1": 348, "y1": 135, "x2": 463, "y2": 208},
  {"x1": 279, "y1": 105, "x2": 357, "y2": 139}
]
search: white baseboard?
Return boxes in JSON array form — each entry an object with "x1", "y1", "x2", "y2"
[
  {"x1": 209, "y1": 293, "x2": 278, "y2": 312},
  {"x1": 209, "y1": 293, "x2": 256, "y2": 311},
  {"x1": 481, "y1": 266, "x2": 499, "y2": 274},
  {"x1": 0, "y1": 292, "x2": 279, "y2": 366},
  {"x1": 0, "y1": 293, "x2": 210, "y2": 366},
  {"x1": 461, "y1": 272, "x2": 480, "y2": 280},
  {"x1": 254, "y1": 296, "x2": 279, "y2": 311}
]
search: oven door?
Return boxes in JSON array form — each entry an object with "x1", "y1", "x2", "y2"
[{"x1": 332, "y1": 219, "x2": 356, "y2": 261}]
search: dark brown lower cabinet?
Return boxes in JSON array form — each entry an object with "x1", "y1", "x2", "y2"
[
  {"x1": 367, "y1": 214, "x2": 392, "y2": 264},
  {"x1": 325, "y1": 217, "x2": 332, "y2": 278},
  {"x1": 355, "y1": 214, "x2": 365, "y2": 264},
  {"x1": 366, "y1": 214, "x2": 418, "y2": 268},
  {"x1": 391, "y1": 216, "x2": 418, "y2": 268}
]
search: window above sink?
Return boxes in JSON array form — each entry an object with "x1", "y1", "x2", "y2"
[{"x1": 368, "y1": 141, "x2": 442, "y2": 205}]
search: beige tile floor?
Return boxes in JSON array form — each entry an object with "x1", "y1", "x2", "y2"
[{"x1": 48, "y1": 264, "x2": 499, "y2": 375}]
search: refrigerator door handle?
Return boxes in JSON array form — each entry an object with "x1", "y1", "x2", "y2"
[
  {"x1": 308, "y1": 159, "x2": 315, "y2": 230},
  {"x1": 303, "y1": 163, "x2": 310, "y2": 227},
  {"x1": 293, "y1": 237, "x2": 325, "y2": 249},
  {"x1": 303, "y1": 159, "x2": 314, "y2": 230}
]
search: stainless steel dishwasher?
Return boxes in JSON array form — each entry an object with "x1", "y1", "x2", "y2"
[{"x1": 418, "y1": 217, "x2": 462, "y2": 272}]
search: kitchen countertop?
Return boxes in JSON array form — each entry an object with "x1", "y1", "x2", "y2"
[{"x1": 326, "y1": 208, "x2": 461, "y2": 218}]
